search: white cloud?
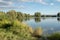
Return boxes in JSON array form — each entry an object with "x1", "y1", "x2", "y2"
[
  {"x1": 0, "y1": 0, "x2": 3, "y2": 2},
  {"x1": 0, "y1": 0, "x2": 25, "y2": 9},
  {"x1": 50, "y1": 3, "x2": 54, "y2": 6},
  {"x1": 0, "y1": 5, "x2": 25, "y2": 9},
  {"x1": 57, "y1": 0, "x2": 60, "y2": 2},
  {"x1": 0, "y1": 0, "x2": 55, "y2": 8},
  {"x1": 8, "y1": 1, "x2": 13, "y2": 5},
  {"x1": 0, "y1": 0, "x2": 13, "y2": 6},
  {"x1": 19, "y1": 0, "x2": 48, "y2": 5},
  {"x1": 0, "y1": 0, "x2": 50, "y2": 6},
  {"x1": 39, "y1": 0, "x2": 48, "y2": 5},
  {"x1": 20, "y1": 0, "x2": 33, "y2": 2}
]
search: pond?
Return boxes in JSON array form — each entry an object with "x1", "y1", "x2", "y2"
[{"x1": 23, "y1": 17, "x2": 60, "y2": 36}]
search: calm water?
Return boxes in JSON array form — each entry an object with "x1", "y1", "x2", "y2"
[{"x1": 23, "y1": 17, "x2": 60, "y2": 35}]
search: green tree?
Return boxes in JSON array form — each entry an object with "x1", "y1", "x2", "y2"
[
  {"x1": 17, "y1": 12, "x2": 23, "y2": 22},
  {"x1": 27, "y1": 14, "x2": 30, "y2": 17},
  {"x1": 7, "y1": 10, "x2": 17, "y2": 20},
  {"x1": 34, "y1": 12, "x2": 41, "y2": 17},
  {"x1": 24, "y1": 13, "x2": 28, "y2": 17},
  {"x1": 24, "y1": 13, "x2": 31, "y2": 17},
  {"x1": 0, "y1": 11, "x2": 7, "y2": 20},
  {"x1": 0, "y1": 11, "x2": 4, "y2": 15},
  {"x1": 57, "y1": 12, "x2": 60, "y2": 17}
]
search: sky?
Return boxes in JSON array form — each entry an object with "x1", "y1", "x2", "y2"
[{"x1": 0, "y1": 0, "x2": 60, "y2": 15}]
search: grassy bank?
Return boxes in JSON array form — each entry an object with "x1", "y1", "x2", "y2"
[{"x1": 0, "y1": 19, "x2": 37, "y2": 40}]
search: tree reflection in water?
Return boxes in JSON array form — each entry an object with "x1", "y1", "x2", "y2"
[
  {"x1": 34, "y1": 17, "x2": 41, "y2": 22},
  {"x1": 57, "y1": 17, "x2": 60, "y2": 21},
  {"x1": 24, "y1": 17, "x2": 30, "y2": 21}
]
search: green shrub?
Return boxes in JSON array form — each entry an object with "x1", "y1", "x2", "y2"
[
  {"x1": 0, "y1": 19, "x2": 36, "y2": 40},
  {"x1": 47, "y1": 33, "x2": 60, "y2": 40}
]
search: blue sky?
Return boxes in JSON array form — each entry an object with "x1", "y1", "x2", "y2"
[{"x1": 0, "y1": 0, "x2": 60, "y2": 15}]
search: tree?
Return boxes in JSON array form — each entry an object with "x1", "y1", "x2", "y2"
[
  {"x1": 7, "y1": 10, "x2": 17, "y2": 20},
  {"x1": 0, "y1": 11, "x2": 4, "y2": 15},
  {"x1": 17, "y1": 12, "x2": 23, "y2": 18},
  {"x1": 57, "y1": 12, "x2": 60, "y2": 17},
  {"x1": 33, "y1": 27, "x2": 43, "y2": 38},
  {"x1": 0, "y1": 11, "x2": 6, "y2": 19},
  {"x1": 24, "y1": 13, "x2": 31, "y2": 18},
  {"x1": 17, "y1": 12, "x2": 23, "y2": 21},
  {"x1": 34, "y1": 12, "x2": 41, "y2": 17},
  {"x1": 24, "y1": 13, "x2": 28, "y2": 17}
]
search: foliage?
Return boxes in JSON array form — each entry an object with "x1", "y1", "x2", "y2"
[
  {"x1": 6, "y1": 10, "x2": 31, "y2": 21},
  {"x1": 0, "y1": 19, "x2": 36, "y2": 40},
  {"x1": 7, "y1": 10, "x2": 17, "y2": 20},
  {"x1": 47, "y1": 33, "x2": 60, "y2": 40},
  {"x1": 33, "y1": 27, "x2": 43, "y2": 38},
  {"x1": 16, "y1": 12, "x2": 24, "y2": 22},
  {"x1": 34, "y1": 12, "x2": 41, "y2": 17},
  {"x1": 0, "y1": 19, "x2": 11, "y2": 28},
  {"x1": 57, "y1": 12, "x2": 60, "y2": 17}
]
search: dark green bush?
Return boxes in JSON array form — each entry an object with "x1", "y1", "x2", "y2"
[
  {"x1": 47, "y1": 33, "x2": 60, "y2": 40},
  {"x1": 0, "y1": 19, "x2": 36, "y2": 40}
]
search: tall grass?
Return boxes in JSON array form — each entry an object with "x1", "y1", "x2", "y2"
[{"x1": 0, "y1": 19, "x2": 36, "y2": 40}]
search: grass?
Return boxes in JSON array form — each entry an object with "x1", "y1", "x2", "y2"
[
  {"x1": 47, "y1": 33, "x2": 60, "y2": 40},
  {"x1": 0, "y1": 19, "x2": 36, "y2": 40}
]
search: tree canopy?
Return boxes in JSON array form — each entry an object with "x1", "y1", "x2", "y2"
[
  {"x1": 34, "y1": 12, "x2": 41, "y2": 17},
  {"x1": 57, "y1": 12, "x2": 60, "y2": 17}
]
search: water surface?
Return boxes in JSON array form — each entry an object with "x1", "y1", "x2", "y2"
[{"x1": 23, "y1": 17, "x2": 60, "y2": 35}]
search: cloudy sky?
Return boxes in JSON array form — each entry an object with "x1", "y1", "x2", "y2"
[{"x1": 0, "y1": 0, "x2": 60, "y2": 15}]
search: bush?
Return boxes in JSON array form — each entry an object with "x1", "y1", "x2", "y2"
[
  {"x1": 0, "y1": 19, "x2": 11, "y2": 28},
  {"x1": 47, "y1": 33, "x2": 60, "y2": 40},
  {"x1": 33, "y1": 27, "x2": 43, "y2": 38},
  {"x1": 0, "y1": 19, "x2": 36, "y2": 40}
]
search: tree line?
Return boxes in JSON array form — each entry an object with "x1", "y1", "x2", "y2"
[
  {"x1": 0, "y1": 10, "x2": 60, "y2": 21},
  {"x1": 0, "y1": 10, "x2": 31, "y2": 21}
]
